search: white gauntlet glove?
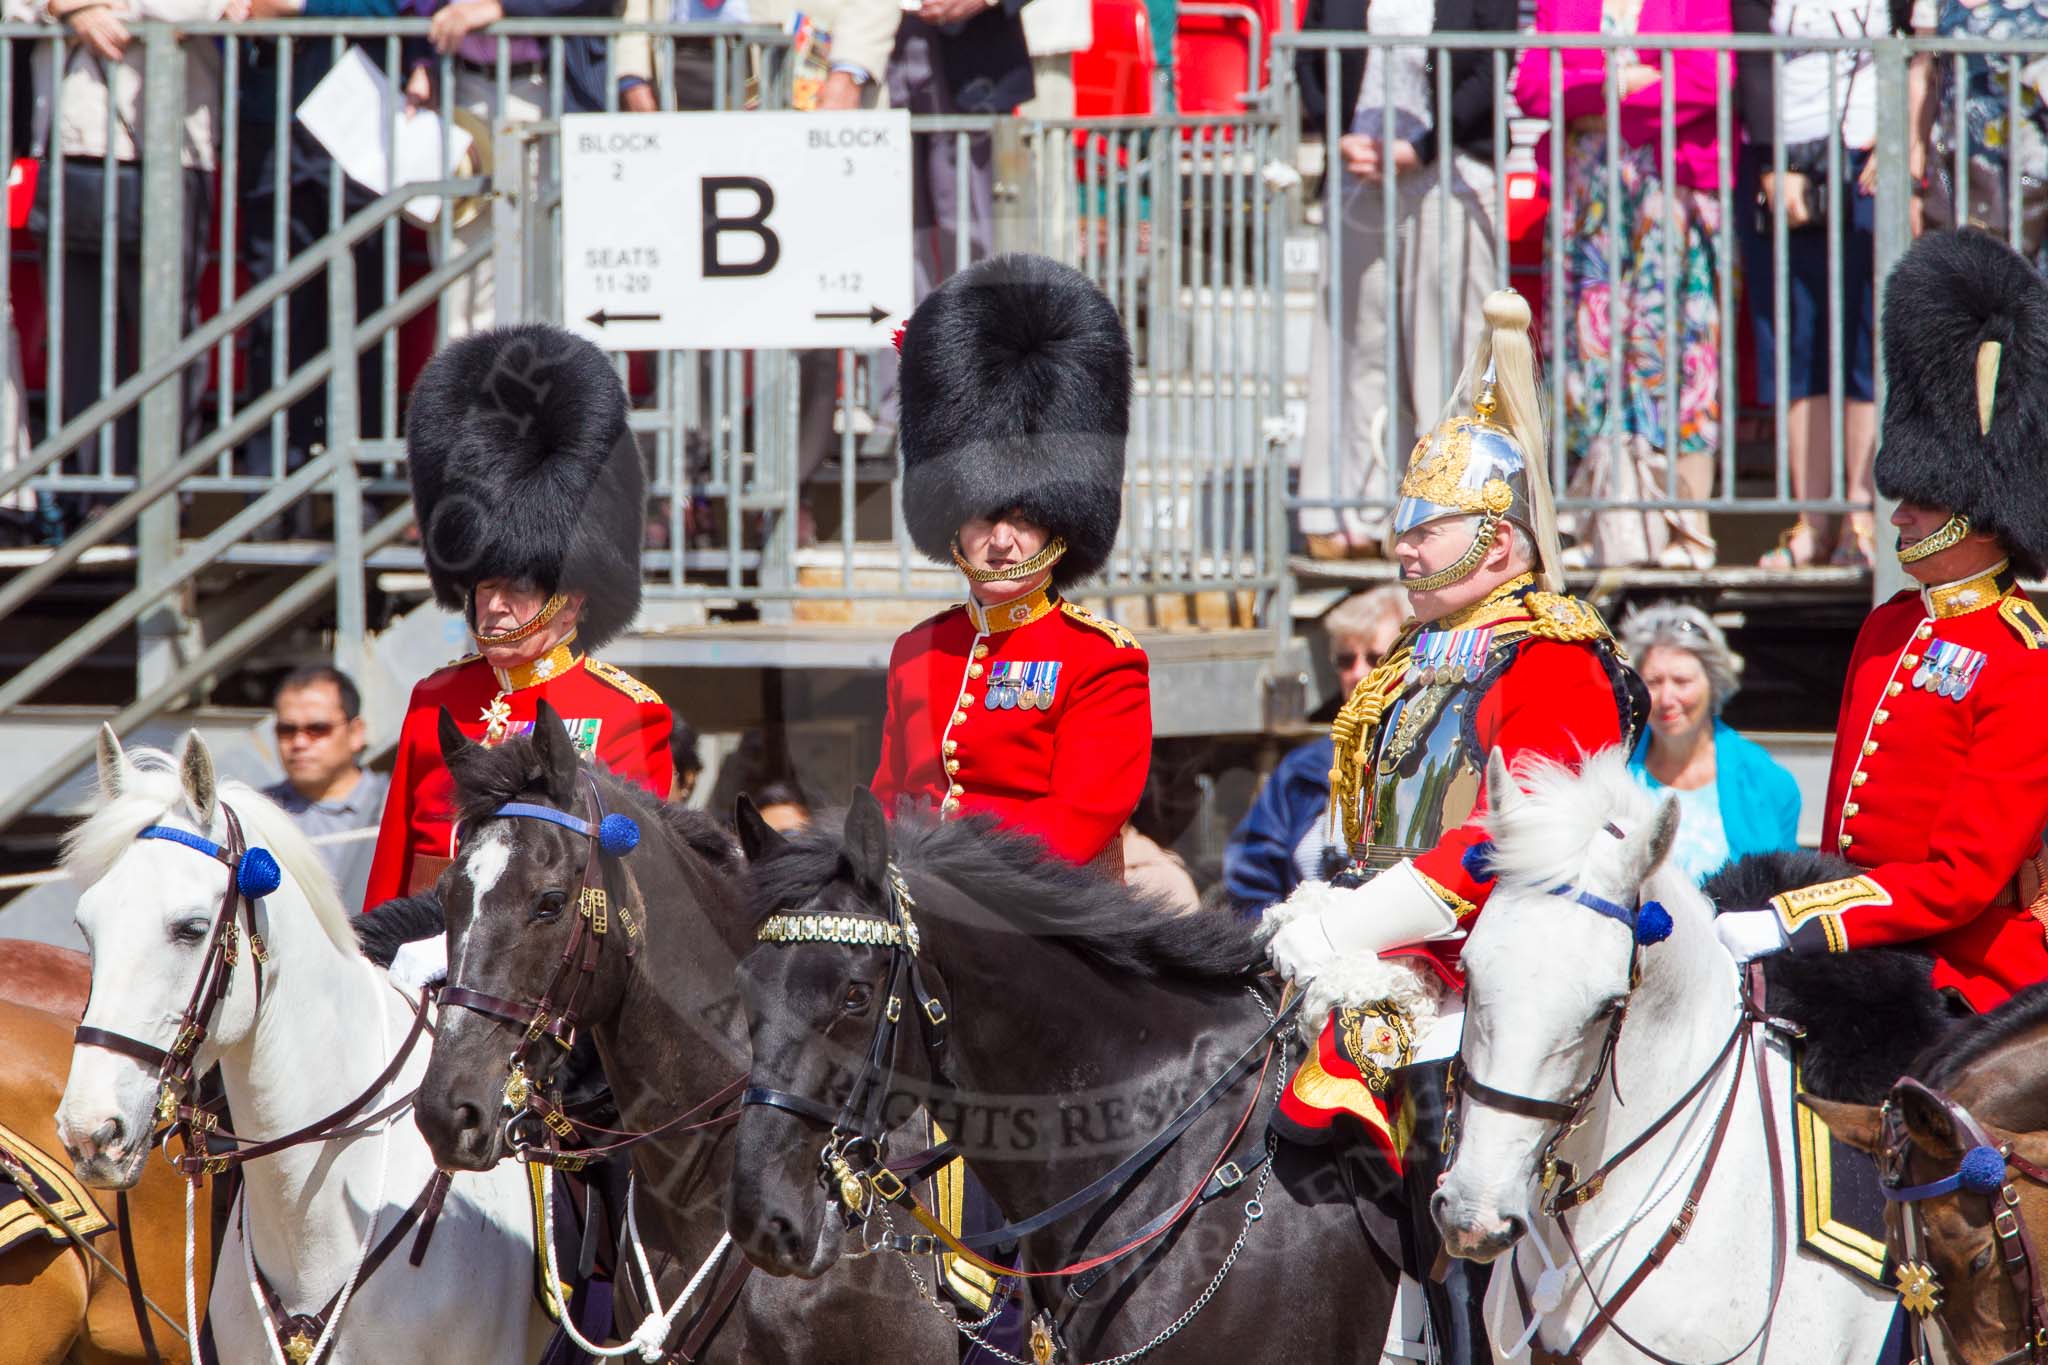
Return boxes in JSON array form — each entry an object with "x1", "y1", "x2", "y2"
[
  {"x1": 388, "y1": 935, "x2": 449, "y2": 992},
  {"x1": 1262, "y1": 860, "x2": 1461, "y2": 986},
  {"x1": 1713, "y1": 909, "x2": 1788, "y2": 964}
]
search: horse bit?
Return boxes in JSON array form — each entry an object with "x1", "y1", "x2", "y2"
[{"x1": 1881, "y1": 1075, "x2": 2048, "y2": 1365}]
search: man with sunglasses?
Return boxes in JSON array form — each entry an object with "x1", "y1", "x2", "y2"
[
  {"x1": 363, "y1": 325, "x2": 672, "y2": 918},
  {"x1": 264, "y1": 664, "x2": 388, "y2": 913}
]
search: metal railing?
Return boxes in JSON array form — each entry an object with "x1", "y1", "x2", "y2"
[{"x1": 1271, "y1": 29, "x2": 2043, "y2": 581}]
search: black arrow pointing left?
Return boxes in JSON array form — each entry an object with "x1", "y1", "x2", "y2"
[
  {"x1": 587, "y1": 308, "x2": 663, "y2": 327},
  {"x1": 814, "y1": 303, "x2": 890, "y2": 325}
]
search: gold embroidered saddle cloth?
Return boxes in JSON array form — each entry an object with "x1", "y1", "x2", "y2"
[{"x1": 0, "y1": 1121, "x2": 110, "y2": 1256}]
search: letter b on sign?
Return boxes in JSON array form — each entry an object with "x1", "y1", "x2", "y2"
[{"x1": 701, "y1": 176, "x2": 780, "y2": 278}]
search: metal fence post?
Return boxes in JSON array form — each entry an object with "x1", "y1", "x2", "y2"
[
  {"x1": 328, "y1": 246, "x2": 366, "y2": 682},
  {"x1": 136, "y1": 23, "x2": 193, "y2": 697},
  {"x1": 1871, "y1": 36, "x2": 1909, "y2": 605},
  {"x1": 494, "y1": 122, "x2": 528, "y2": 322}
]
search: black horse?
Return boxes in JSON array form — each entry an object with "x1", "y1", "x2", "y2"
[
  {"x1": 729, "y1": 789, "x2": 1396, "y2": 1362},
  {"x1": 411, "y1": 701, "x2": 955, "y2": 1363}
]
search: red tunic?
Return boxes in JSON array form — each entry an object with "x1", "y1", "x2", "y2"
[
  {"x1": 871, "y1": 586, "x2": 1151, "y2": 867},
  {"x1": 362, "y1": 643, "x2": 672, "y2": 913},
  {"x1": 1769, "y1": 566, "x2": 2048, "y2": 1011}
]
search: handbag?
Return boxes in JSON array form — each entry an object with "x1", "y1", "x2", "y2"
[{"x1": 1752, "y1": 137, "x2": 1833, "y2": 236}]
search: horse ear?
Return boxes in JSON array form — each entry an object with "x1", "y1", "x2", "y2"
[
  {"x1": 735, "y1": 795, "x2": 786, "y2": 862},
  {"x1": 178, "y1": 731, "x2": 219, "y2": 829},
  {"x1": 530, "y1": 698, "x2": 579, "y2": 804},
  {"x1": 96, "y1": 723, "x2": 133, "y2": 800},
  {"x1": 1897, "y1": 1086, "x2": 1966, "y2": 1163},
  {"x1": 1799, "y1": 1096, "x2": 1886, "y2": 1156},
  {"x1": 437, "y1": 707, "x2": 473, "y2": 766},
  {"x1": 842, "y1": 787, "x2": 891, "y2": 891},
  {"x1": 1620, "y1": 794, "x2": 1679, "y2": 890},
  {"x1": 1484, "y1": 747, "x2": 1521, "y2": 819}
]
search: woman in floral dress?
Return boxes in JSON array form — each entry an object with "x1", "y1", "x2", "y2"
[{"x1": 1515, "y1": 0, "x2": 1734, "y2": 567}]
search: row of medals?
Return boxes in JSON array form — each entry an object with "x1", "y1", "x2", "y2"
[
  {"x1": 1403, "y1": 628, "x2": 1493, "y2": 689},
  {"x1": 1911, "y1": 640, "x2": 1984, "y2": 701},
  {"x1": 984, "y1": 672, "x2": 1057, "y2": 711}
]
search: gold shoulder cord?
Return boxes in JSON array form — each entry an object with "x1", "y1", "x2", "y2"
[{"x1": 1328, "y1": 627, "x2": 1420, "y2": 850}]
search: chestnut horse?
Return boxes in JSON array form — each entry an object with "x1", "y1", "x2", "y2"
[
  {"x1": 1806, "y1": 986, "x2": 2048, "y2": 1365},
  {"x1": 0, "y1": 989, "x2": 211, "y2": 1364}
]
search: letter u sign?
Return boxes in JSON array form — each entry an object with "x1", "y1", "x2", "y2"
[{"x1": 701, "y1": 176, "x2": 781, "y2": 278}]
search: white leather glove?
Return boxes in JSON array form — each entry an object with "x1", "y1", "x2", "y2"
[
  {"x1": 1714, "y1": 909, "x2": 1788, "y2": 964},
  {"x1": 1262, "y1": 860, "x2": 1461, "y2": 986},
  {"x1": 388, "y1": 935, "x2": 449, "y2": 992}
]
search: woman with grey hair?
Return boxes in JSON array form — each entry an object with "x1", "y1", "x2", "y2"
[{"x1": 1622, "y1": 601, "x2": 1801, "y2": 882}]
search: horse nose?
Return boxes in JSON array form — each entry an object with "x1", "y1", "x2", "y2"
[
  {"x1": 452, "y1": 1101, "x2": 483, "y2": 1135},
  {"x1": 1432, "y1": 1190, "x2": 1524, "y2": 1262},
  {"x1": 93, "y1": 1117, "x2": 125, "y2": 1156}
]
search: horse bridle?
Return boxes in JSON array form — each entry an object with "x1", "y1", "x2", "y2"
[
  {"x1": 739, "y1": 865, "x2": 954, "y2": 1214},
  {"x1": 1882, "y1": 1076, "x2": 2048, "y2": 1365},
  {"x1": 73, "y1": 808, "x2": 278, "y2": 1176},
  {"x1": 436, "y1": 774, "x2": 648, "y2": 1166}
]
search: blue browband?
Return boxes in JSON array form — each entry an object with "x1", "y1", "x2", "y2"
[
  {"x1": 494, "y1": 802, "x2": 641, "y2": 857},
  {"x1": 1885, "y1": 1144, "x2": 2009, "y2": 1203},
  {"x1": 137, "y1": 824, "x2": 283, "y2": 899},
  {"x1": 1461, "y1": 838, "x2": 1673, "y2": 946}
]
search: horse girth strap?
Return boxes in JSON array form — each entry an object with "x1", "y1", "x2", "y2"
[{"x1": 245, "y1": 1172, "x2": 447, "y2": 1353}]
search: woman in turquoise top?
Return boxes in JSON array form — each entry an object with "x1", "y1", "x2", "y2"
[{"x1": 1621, "y1": 602, "x2": 1802, "y2": 882}]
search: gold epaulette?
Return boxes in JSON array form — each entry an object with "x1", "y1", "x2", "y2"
[
  {"x1": 1059, "y1": 601, "x2": 1140, "y2": 648},
  {"x1": 1524, "y1": 593, "x2": 1613, "y2": 645},
  {"x1": 586, "y1": 658, "x2": 663, "y2": 704},
  {"x1": 441, "y1": 652, "x2": 482, "y2": 672},
  {"x1": 2000, "y1": 594, "x2": 2048, "y2": 649}
]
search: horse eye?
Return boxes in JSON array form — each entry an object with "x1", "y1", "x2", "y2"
[
  {"x1": 842, "y1": 983, "x2": 873, "y2": 1013},
  {"x1": 169, "y1": 918, "x2": 209, "y2": 946},
  {"x1": 532, "y1": 890, "x2": 568, "y2": 922},
  {"x1": 1972, "y1": 1244, "x2": 1997, "y2": 1275}
]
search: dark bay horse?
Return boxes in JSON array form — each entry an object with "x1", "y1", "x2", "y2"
[
  {"x1": 1807, "y1": 985, "x2": 2048, "y2": 1365},
  {"x1": 729, "y1": 789, "x2": 1395, "y2": 1363},
  {"x1": 411, "y1": 700, "x2": 954, "y2": 1363}
]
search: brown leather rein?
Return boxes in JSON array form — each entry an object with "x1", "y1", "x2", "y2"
[{"x1": 1881, "y1": 1077, "x2": 2048, "y2": 1365}]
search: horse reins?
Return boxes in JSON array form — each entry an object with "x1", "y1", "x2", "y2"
[
  {"x1": 1881, "y1": 1076, "x2": 2048, "y2": 1365},
  {"x1": 1449, "y1": 828, "x2": 1792, "y2": 1365}
]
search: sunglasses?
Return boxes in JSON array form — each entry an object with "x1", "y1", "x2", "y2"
[
  {"x1": 275, "y1": 720, "x2": 342, "y2": 741},
  {"x1": 1331, "y1": 651, "x2": 1387, "y2": 671}
]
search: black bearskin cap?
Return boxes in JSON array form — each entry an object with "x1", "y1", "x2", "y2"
[
  {"x1": 405, "y1": 326, "x2": 645, "y2": 650},
  {"x1": 898, "y1": 253, "x2": 1131, "y2": 587},
  {"x1": 1877, "y1": 228, "x2": 2048, "y2": 576}
]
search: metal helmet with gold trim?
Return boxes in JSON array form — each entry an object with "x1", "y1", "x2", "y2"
[{"x1": 1390, "y1": 290, "x2": 1563, "y2": 593}]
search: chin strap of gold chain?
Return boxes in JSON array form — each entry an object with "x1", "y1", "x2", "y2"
[
  {"x1": 471, "y1": 591, "x2": 569, "y2": 646},
  {"x1": 1327, "y1": 633, "x2": 1418, "y2": 850},
  {"x1": 1402, "y1": 513, "x2": 1502, "y2": 593},
  {"x1": 951, "y1": 536, "x2": 1067, "y2": 583},
  {"x1": 1897, "y1": 513, "x2": 1972, "y2": 565}
]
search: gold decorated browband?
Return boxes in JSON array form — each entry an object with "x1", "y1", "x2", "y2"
[{"x1": 757, "y1": 911, "x2": 922, "y2": 956}]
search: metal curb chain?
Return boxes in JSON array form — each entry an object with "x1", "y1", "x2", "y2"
[{"x1": 894, "y1": 984, "x2": 1287, "y2": 1365}]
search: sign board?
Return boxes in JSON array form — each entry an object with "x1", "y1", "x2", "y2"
[{"x1": 560, "y1": 110, "x2": 912, "y2": 352}]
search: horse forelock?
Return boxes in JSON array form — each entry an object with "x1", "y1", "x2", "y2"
[
  {"x1": 1479, "y1": 746, "x2": 1656, "y2": 892},
  {"x1": 63, "y1": 747, "x2": 359, "y2": 959}
]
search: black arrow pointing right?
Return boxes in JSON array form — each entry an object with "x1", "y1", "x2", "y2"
[
  {"x1": 814, "y1": 303, "x2": 890, "y2": 325},
  {"x1": 587, "y1": 308, "x2": 663, "y2": 327}
]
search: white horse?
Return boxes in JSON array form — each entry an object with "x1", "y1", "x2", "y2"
[
  {"x1": 56, "y1": 728, "x2": 550, "y2": 1365},
  {"x1": 1432, "y1": 747, "x2": 1894, "y2": 1364}
]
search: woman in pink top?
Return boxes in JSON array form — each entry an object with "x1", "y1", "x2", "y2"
[{"x1": 1514, "y1": 0, "x2": 1735, "y2": 570}]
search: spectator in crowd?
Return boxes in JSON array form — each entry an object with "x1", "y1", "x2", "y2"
[
  {"x1": 668, "y1": 714, "x2": 703, "y2": 803},
  {"x1": 11, "y1": 0, "x2": 240, "y2": 530},
  {"x1": 235, "y1": 0, "x2": 399, "y2": 487},
  {"x1": 749, "y1": 778, "x2": 813, "y2": 832},
  {"x1": 1909, "y1": 0, "x2": 2048, "y2": 261},
  {"x1": 1223, "y1": 585, "x2": 1409, "y2": 914},
  {"x1": 403, "y1": 0, "x2": 622, "y2": 336},
  {"x1": 1622, "y1": 602, "x2": 1799, "y2": 883},
  {"x1": 1737, "y1": 0, "x2": 1882, "y2": 570},
  {"x1": 1297, "y1": 0, "x2": 1514, "y2": 562},
  {"x1": 263, "y1": 664, "x2": 390, "y2": 911},
  {"x1": 1517, "y1": 0, "x2": 1733, "y2": 571},
  {"x1": 1295, "y1": 0, "x2": 1364, "y2": 140},
  {"x1": 866, "y1": 0, "x2": 1034, "y2": 450},
  {"x1": 616, "y1": 0, "x2": 746, "y2": 112}
]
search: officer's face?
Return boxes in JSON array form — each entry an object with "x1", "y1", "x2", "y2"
[
  {"x1": 957, "y1": 509, "x2": 1052, "y2": 605},
  {"x1": 472, "y1": 577, "x2": 586, "y2": 665},
  {"x1": 1890, "y1": 502, "x2": 2006, "y2": 584},
  {"x1": 1394, "y1": 517, "x2": 1519, "y2": 622}
]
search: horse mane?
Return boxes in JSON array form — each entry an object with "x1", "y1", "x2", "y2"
[
  {"x1": 749, "y1": 806, "x2": 1260, "y2": 981},
  {"x1": 1917, "y1": 980, "x2": 2048, "y2": 1087},
  {"x1": 62, "y1": 747, "x2": 360, "y2": 960},
  {"x1": 448, "y1": 731, "x2": 742, "y2": 878},
  {"x1": 1480, "y1": 746, "x2": 1681, "y2": 895}
]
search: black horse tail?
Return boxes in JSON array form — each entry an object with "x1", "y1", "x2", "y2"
[{"x1": 354, "y1": 892, "x2": 446, "y2": 968}]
